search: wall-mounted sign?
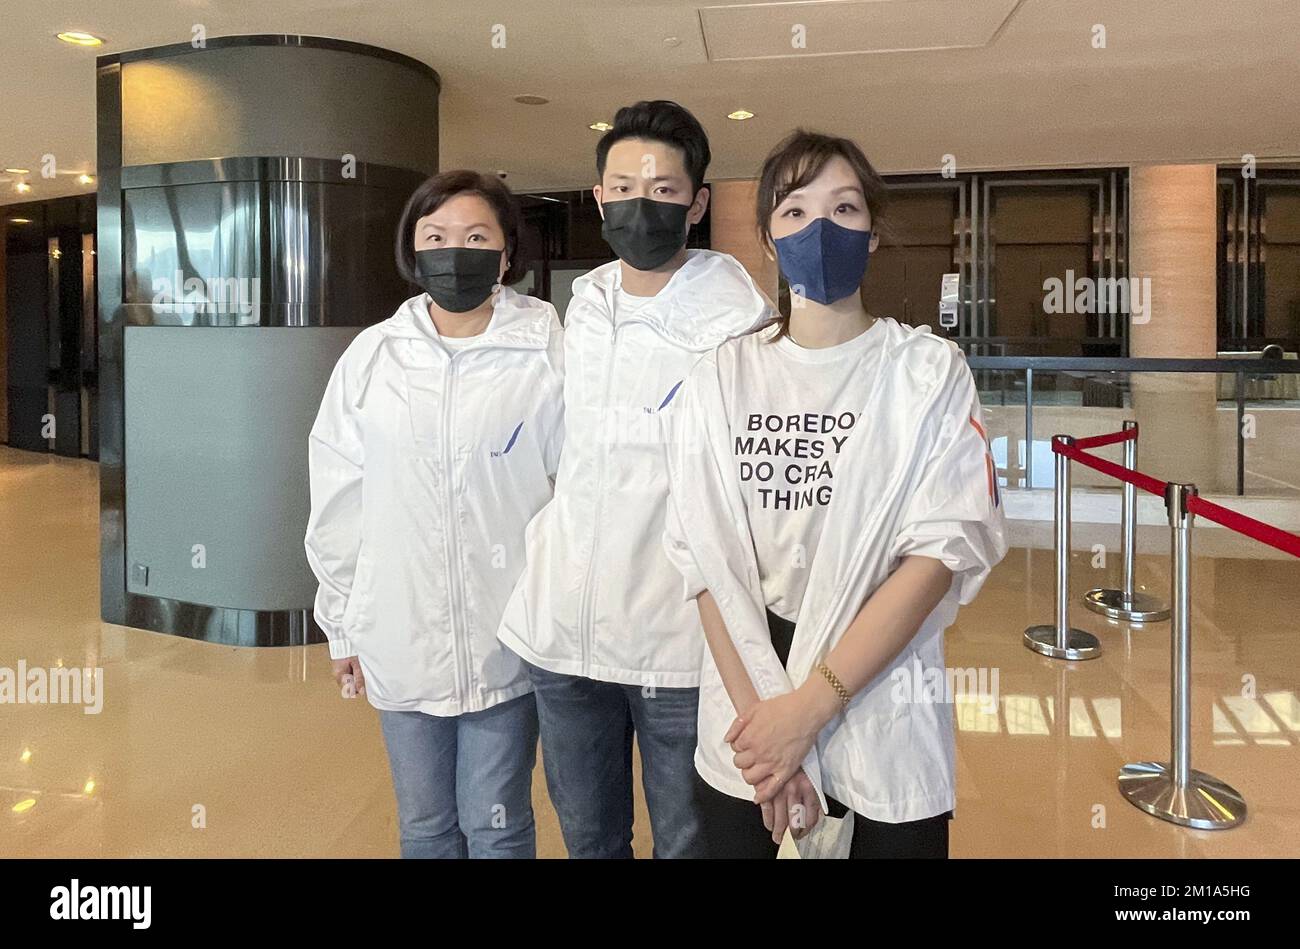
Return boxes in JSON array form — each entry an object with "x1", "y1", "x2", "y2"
[{"x1": 939, "y1": 272, "x2": 960, "y2": 329}]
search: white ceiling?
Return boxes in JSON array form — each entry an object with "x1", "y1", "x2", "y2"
[{"x1": 2, "y1": 0, "x2": 1298, "y2": 204}]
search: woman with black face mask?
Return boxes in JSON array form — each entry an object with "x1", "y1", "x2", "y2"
[
  {"x1": 662, "y1": 131, "x2": 1008, "y2": 859},
  {"x1": 304, "y1": 171, "x2": 565, "y2": 858}
]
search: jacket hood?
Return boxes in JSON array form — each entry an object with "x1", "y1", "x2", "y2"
[
  {"x1": 572, "y1": 250, "x2": 774, "y2": 349},
  {"x1": 378, "y1": 286, "x2": 557, "y2": 350}
]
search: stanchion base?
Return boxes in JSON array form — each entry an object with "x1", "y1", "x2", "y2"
[
  {"x1": 1083, "y1": 588, "x2": 1171, "y2": 623},
  {"x1": 1023, "y1": 625, "x2": 1102, "y2": 660},
  {"x1": 1118, "y1": 761, "x2": 1247, "y2": 830}
]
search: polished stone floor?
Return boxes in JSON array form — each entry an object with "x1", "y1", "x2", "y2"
[{"x1": 2, "y1": 447, "x2": 1297, "y2": 857}]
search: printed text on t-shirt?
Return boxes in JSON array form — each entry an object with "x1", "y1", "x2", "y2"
[{"x1": 734, "y1": 412, "x2": 858, "y2": 510}]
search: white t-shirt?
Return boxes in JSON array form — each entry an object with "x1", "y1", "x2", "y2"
[
  {"x1": 614, "y1": 286, "x2": 656, "y2": 323},
  {"x1": 437, "y1": 332, "x2": 477, "y2": 350},
  {"x1": 411, "y1": 299, "x2": 486, "y2": 350},
  {"x1": 723, "y1": 319, "x2": 886, "y2": 621}
]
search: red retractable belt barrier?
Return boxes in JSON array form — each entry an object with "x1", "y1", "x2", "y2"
[
  {"x1": 1053, "y1": 438, "x2": 1168, "y2": 498},
  {"x1": 1186, "y1": 495, "x2": 1300, "y2": 559},
  {"x1": 1051, "y1": 429, "x2": 1300, "y2": 560},
  {"x1": 1072, "y1": 428, "x2": 1138, "y2": 450}
]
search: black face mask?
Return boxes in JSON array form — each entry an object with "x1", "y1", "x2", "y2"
[
  {"x1": 600, "y1": 197, "x2": 690, "y2": 271},
  {"x1": 414, "y1": 247, "x2": 502, "y2": 313}
]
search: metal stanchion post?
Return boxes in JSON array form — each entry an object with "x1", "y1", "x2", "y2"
[
  {"x1": 1085, "y1": 420, "x2": 1170, "y2": 622},
  {"x1": 1024, "y1": 435, "x2": 1102, "y2": 660},
  {"x1": 1117, "y1": 482, "x2": 1246, "y2": 829}
]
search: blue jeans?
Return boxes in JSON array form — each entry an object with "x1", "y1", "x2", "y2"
[
  {"x1": 524, "y1": 662, "x2": 705, "y2": 858},
  {"x1": 378, "y1": 694, "x2": 539, "y2": 859}
]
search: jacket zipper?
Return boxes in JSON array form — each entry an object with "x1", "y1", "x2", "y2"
[
  {"x1": 436, "y1": 330, "x2": 542, "y2": 708},
  {"x1": 574, "y1": 302, "x2": 714, "y2": 674},
  {"x1": 441, "y1": 355, "x2": 469, "y2": 707},
  {"x1": 577, "y1": 316, "x2": 619, "y2": 671}
]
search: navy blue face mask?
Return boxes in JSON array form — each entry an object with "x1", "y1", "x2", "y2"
[{"x1": 773, "y1": 217, "x2": 872, "y2": 305}]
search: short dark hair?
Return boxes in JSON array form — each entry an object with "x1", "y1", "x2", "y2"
[
  {"x1": 395, "y1": 170, "x2": 524, "y2": 286},
  {"x1": 756, "y1": 130, "x2": 888, "y2": 338},
  {"x1": 595, "y1": 100, "x2": 711, "y2": 195}
]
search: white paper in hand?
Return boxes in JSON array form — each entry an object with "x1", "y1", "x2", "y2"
[{"x1": 783, "y1": 813, "x2": 854, "y2": 859}]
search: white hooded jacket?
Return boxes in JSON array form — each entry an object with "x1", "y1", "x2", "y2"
[
  {"x1": 663, "y1": 318, "x2": 1008, "y2": 822},
  {"x1": 498, "y1": 250, "x2": 773, "y2": 687},
  {"x1": 305, "y1": 288, "x2": 565, "y2": 716}
]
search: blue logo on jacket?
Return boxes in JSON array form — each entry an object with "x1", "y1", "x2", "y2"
[
  {"x1": 644, "y1": 379, "x2": 683, "y2": 415},
  {"x1": 491, "y1": 421, "x2": 524, "y2": 458}
]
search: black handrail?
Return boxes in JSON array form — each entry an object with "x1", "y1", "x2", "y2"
[
  {"x1": 966, "y1": 356, "x2": 1300, "y2": 373},
  {"x1": 965, "y1": 356, "x2": 1300, "y2": 496},
  {"x1": 952, "y1": 336, "x2": 1300, "y2": 357}
]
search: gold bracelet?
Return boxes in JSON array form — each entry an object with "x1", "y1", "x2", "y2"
[{"x1": 816, "y1": 661, "x2": 850, "y2": 710}]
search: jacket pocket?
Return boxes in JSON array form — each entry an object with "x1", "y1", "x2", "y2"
[{"x1": 403, "y1": 369, "x2": 444, "y2": 458}]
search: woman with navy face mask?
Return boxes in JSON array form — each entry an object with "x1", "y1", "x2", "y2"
[{"x1": 663, "y1": 131, "x2": 1007, "y2": 858}]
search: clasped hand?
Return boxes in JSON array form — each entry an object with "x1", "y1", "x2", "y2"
[{"x1": 726, "y1": 687, "x2": 832, "y2": 844}]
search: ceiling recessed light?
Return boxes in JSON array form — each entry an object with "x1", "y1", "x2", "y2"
[
  {"x1": 56, "y1": 31, "x2": 104, "y2": 47},
  {"x1": 15, "y1": 181, "x2": 32, "y2": 193},
  {"x1": 10, "y1": 218, "x2": 32, "y2": 225},
  {"x1": 4, "y1": 167, "x2": 30, "y2": 175},
  {"x1": 513, "y1": 94, "x2": 549, "y2": 106},
  {"x1": 589, "y1": 121, "x2": 613, "y2": 132},
  {"x1": 78, "y1": 174, "x2": 94, "y2": 185},
  {"x1": 663, "y1": 36, "x2": 682, "y2": 48},
  {"x1": 727, "y1": 110, "x2": 755, "y2": 121}
]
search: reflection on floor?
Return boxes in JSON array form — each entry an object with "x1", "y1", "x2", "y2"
[{"x1": 2, "y1": 447, "x2": 1297, "y2": 857}]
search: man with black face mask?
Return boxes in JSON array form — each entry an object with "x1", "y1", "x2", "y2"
[{"x1": 498, "y1": 100, "x2": 774, "y2": 858}]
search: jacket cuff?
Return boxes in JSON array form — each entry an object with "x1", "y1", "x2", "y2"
[
  {"x1": 327, "y1": 636, "x2": 357, "y2": 660},
  {"x1": 662, "y1": 534, "x2": 708, "y2": 602}
]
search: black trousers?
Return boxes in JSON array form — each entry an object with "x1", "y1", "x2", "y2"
[{"x1": 695, "y1": 609, "x2": 951, "y2": 859}]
